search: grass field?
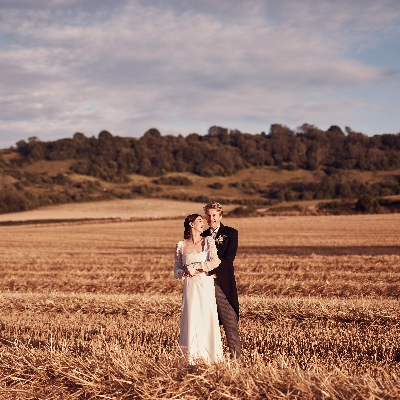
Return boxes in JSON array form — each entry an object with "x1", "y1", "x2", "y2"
[
  {"x1": 1, "y1": 213, "x2": 400, "y2": 398},
  {"x1": 0, "y1": 198, "x2": 237, "y2": 222}
]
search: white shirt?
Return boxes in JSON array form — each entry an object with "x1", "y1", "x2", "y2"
[{"x1": 210, "y1": 224, "x2": 221, "y2": 239}]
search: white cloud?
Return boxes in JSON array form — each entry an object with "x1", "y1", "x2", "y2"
[{"x1": 0, "y1": 0, "x2": 399, "y2": 147}]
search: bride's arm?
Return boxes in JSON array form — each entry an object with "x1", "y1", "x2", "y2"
[
  {"x1": 201, "y1": 236, "x2": 220, "y2": 272},
  {"x1": 173, "y1": 241, "x2": 185, "y2": 279},
  {"x1": 187, "y1": 237, "x2": 220, "y2": 273}
]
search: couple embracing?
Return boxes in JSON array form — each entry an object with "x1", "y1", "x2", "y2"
[{"x1": 173, "y1": 201, "x2": 241, "y2": 364}]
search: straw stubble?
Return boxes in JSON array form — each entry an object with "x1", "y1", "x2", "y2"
[{"x1": 0, "y1": 215, "x2": 399, "y2": 398}]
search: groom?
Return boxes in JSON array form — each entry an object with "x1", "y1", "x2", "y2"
[{"x1": 202, "y1": 201, "x2": 241, "y2": 358}]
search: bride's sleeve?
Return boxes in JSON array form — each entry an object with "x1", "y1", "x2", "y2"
[
  {"x1": 202, "y1": 236, "x2": 220, "y2": 272},
  {"x1": 173, "y1": 241, "x2": 185, "y2": 279}
]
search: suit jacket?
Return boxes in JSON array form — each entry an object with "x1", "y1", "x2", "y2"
[{"x1": 202, "y1": 223, "x2": 239, "y2": 318}]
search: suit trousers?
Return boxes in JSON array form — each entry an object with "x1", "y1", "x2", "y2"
[{"x1": 214, "y1": 281, "x2": 241, "y2": 358}]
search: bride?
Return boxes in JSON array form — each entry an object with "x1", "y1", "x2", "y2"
[{"x1": 173, "y1": 213, "x2": 223, "y2": 364}]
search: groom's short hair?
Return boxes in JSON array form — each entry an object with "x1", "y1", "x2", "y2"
[{"x1": 204, "y1": 201, "x2": 223, "y2": 215}]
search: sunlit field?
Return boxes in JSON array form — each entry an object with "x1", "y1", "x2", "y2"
[
  {"x1": 1, "y1": 214, "x2": 400, "y2": 398},
  {"x1": 0, "y1": 198, "x2": 235, "y2": 222}
]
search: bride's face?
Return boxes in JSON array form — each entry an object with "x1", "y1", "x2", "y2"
[{"x1": 191, "y1": 216, "x2": 204, "y2": 233}]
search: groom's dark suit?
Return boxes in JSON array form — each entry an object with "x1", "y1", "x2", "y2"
[{"x1": 203, "y1": 223, "x2": 241, "y2": 357}]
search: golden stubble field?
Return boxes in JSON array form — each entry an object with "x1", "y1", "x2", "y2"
[{"x1": 1, "y1": 213, "x2": 400, "y2": 399}]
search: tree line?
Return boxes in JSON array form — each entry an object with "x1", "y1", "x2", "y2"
[
  {"x1": 1, "y1": 124, "x2": 399, "y2": 216},
  {"x1": 12, "y1": 124, "x2": 400, "y2": 182}
]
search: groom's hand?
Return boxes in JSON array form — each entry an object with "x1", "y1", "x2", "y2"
[{"x1": 195, "y1": 269, "x2": 204, "y2": 274}]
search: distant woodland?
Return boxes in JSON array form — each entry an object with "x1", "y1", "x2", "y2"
[
  {"x1": 12, "y1": 124, "x2": 400, "y2": 178},
  {"x1": 1, "y1": 124, "x2": 400, "y2": 215}
]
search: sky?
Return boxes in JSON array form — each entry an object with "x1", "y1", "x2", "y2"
[{"x1": 0, "y1": 0, "x2": 399, "y2": 148}]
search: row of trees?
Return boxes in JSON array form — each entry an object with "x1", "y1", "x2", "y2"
[
  {"x1": 12, "y1": 125, "x2": 400, "y2": 181},
  {"x1": 267, "y1": 174, "x2": 400, "y2": 202},
  {"x1": 316, "y1": 196, "x2": 400, "y2": 215}
]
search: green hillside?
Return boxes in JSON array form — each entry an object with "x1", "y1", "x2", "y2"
[{"x1": 1, "y1": 124, "x2": 400, "y2": 215}]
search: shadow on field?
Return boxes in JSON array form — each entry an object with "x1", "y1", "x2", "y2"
[{"x1": 238, "y1": 246, "x2": 400, "y2": 256}]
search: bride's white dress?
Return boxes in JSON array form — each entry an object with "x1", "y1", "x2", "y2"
[{"x1": 174, "y1": 236, "x2": 223, "y2": 364}]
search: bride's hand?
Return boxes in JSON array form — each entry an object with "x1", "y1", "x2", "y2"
[
  {"x1": 182, "y1": 269, "x2": 192, "y2": 277},
  {"x1": 184, "y1": 263, "x2": 203, "y2": 276}
]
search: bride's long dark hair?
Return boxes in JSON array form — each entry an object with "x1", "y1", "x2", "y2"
[{"x1": 183, "y1": 214, "x2": 202, "y2": 239}]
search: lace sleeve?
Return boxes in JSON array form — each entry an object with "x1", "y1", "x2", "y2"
[
  {"x1": 202, "y1": 236, "x2": 220, "y2": 272},
  {"x1": 173, "y1": 241, "x2": 185, "y2": 279}
]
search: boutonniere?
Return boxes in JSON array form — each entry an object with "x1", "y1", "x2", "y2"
[{"x1": 215, "y1": 235, "x2": 227, "y2": 245}]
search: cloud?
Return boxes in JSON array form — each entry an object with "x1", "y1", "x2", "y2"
[{"x1": 0, "y1": 0, "x2": 399, "y2": 147}]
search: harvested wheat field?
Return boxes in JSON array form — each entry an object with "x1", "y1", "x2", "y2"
[{"x1": 1, "y1": 212, "x2": 400, "y2": 399}]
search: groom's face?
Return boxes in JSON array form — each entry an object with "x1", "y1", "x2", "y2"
[{"x1": 205, "y1": 209, "x2": 222, "y2": 231}]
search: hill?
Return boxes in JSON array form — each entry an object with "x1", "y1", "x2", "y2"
[{"x1": 1, "y1": 124, "x2": 400, "y2": 216}]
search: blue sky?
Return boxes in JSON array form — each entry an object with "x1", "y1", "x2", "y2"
[{"x1": 0, "y1": 0, "x2": 399, "y2": 147}]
